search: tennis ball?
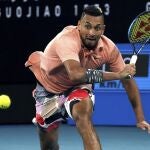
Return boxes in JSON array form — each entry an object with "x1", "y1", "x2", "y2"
[{"x1": 0, "y1": 94, "x2": 11, "y2": 109}]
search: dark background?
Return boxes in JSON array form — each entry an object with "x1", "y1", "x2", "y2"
[
  {"x1": 0, "y1": 0, "x2": 149, "y2": 83},
  {"x1": 0, "y1": 0, "x2": 149, "y2": 123}
]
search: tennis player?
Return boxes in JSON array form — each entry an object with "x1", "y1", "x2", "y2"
[{"x1": 25, "y1": 5, "x2": 150, "y2": 150}]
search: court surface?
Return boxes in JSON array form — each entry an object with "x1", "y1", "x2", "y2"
[{"x1": 0, "y1": 123, "x2": 149, "y2": 150}]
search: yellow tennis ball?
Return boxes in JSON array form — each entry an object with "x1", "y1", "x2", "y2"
[{"x1": 0, "y1": 95, "x2": 11, "y2": 109}]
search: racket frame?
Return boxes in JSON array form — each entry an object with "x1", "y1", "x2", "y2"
[{"x1": 126, "y1": 11, "x2": 150, "y2": 78}]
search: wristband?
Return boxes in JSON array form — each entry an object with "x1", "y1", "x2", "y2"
[{"x1": 86, "y1": 69, "x2": 103, "y2": 83}]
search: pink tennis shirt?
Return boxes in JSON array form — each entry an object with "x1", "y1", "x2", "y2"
[{"x1": 25, "y1": 26, "x2": 125, "y2": 93}]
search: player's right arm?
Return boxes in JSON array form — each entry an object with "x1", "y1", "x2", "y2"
[{"x1": 63, "y1": 59, "x2": 136, "y2": 84}]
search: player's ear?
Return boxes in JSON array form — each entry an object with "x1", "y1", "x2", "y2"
[
  {"x1": 101, "y1": 24, "x2": 106, "y2": 35},
  {"x1": 101, "y1": 27, "x2": 105, "y2": 35},
  {"x1": 77, "y1": 20, "x2": 81, "y2": 30},
  {"x1": 77, "y1": 20, "x2": 81, "y2": 25},
  {"x1": 101, "y1": 30, "x2": 105, "y2": 35}
]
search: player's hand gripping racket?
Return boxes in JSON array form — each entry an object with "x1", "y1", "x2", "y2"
[{"x1": 127, "y1": 11, "x2": 150, "y2": 79}]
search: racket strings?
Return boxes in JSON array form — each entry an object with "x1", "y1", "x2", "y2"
[{"x1": 129, "y1": 12, "x2": 150, "y2": 43}]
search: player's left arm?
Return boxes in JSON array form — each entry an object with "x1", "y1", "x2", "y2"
[
  {"x1": 109, "y1": 46, "x2": 150, "y2": 133},
  {"x1": 121, "y1": 78, "x2": 150, "y2": 133}
]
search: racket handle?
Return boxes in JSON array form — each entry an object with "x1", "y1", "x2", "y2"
[
  {"x1": 126, "y1": 55, "x2": 137, "y2": 79},
  {"x1": 130, "y1": 54, "x2": 137, "y2": 64}
]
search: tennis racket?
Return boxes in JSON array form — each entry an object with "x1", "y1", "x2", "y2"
[{"x1": 127, "y1": 10, "x2": 150, "y2": 78}]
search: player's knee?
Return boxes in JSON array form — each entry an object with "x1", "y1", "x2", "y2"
[
  {"x1": 72, "y1": 100, "x2": 92, "y2": 121},
  {"x1": 74, "y1": 110, "x2": 92, "y2": 131}
]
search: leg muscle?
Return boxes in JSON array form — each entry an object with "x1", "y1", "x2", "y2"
[{"x1": 72, "y1": 98, "x2": 102, "y2": 150}]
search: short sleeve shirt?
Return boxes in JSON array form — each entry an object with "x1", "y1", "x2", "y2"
[{"x1": 33, "y1": 26, "x2": 125, "y2": 93}]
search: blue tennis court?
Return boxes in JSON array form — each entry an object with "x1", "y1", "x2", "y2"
[{"x1": 0, "y1": 123, "x2": 149, "y2": 150}]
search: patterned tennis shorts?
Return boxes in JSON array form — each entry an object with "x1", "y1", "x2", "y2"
[{"x1": 33, "y1": 83, "x2": 95, "y2": 132}]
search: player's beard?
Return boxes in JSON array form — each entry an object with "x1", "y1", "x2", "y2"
[{"x1": 81, "y1": 35, "x2": 100, "y2": 50}]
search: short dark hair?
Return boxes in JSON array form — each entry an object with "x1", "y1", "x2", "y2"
[{"x1": 80, "y1": 5, "x2": 103, "y2": 19}]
